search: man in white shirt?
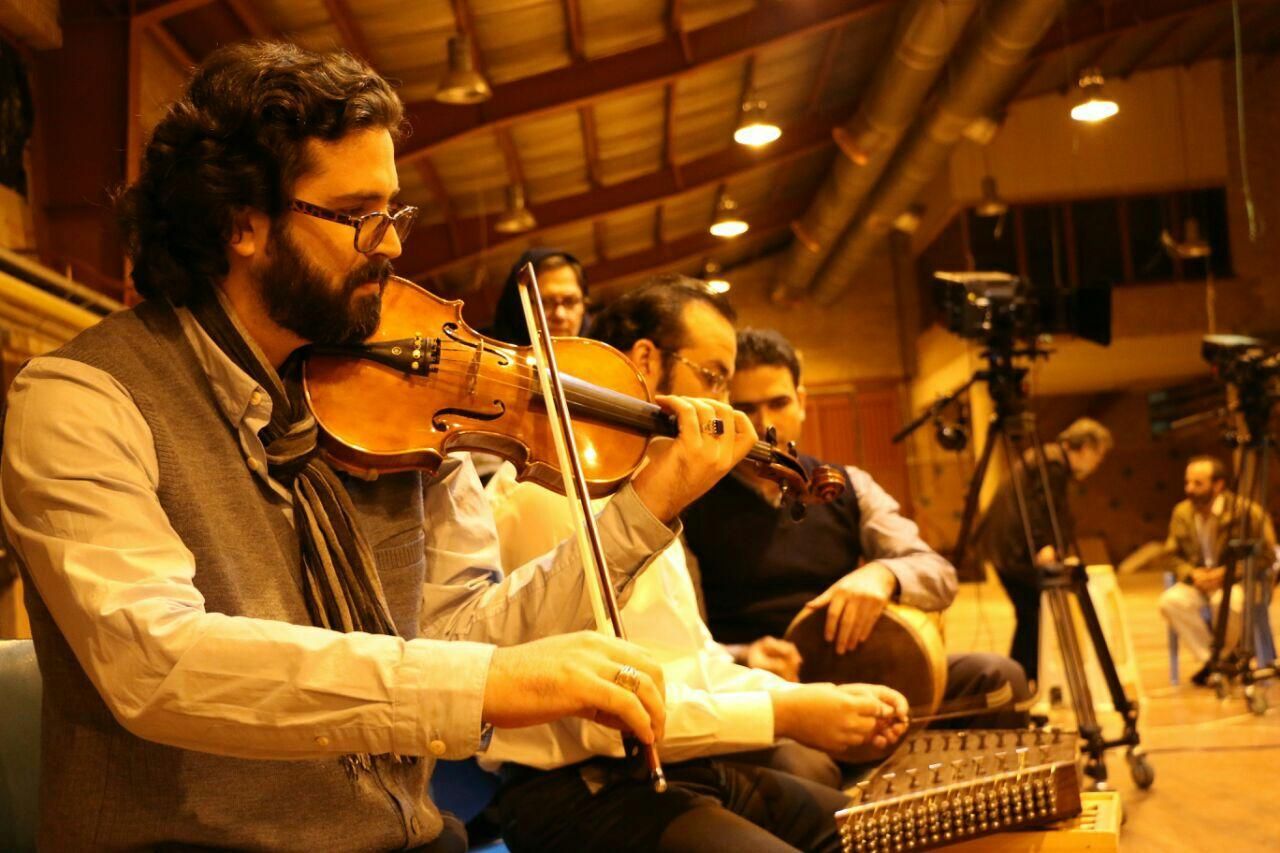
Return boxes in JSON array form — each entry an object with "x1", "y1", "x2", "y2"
[{"x1": 481, "y1": 276, "x2": 907, "y2": 852}]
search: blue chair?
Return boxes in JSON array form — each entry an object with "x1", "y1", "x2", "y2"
[
  {"x1": 431, "y1": 758, "x2": 509, "y2": 853},
  {"x1": 0, "y1": 639, "x2": 41, "y2": 852}
]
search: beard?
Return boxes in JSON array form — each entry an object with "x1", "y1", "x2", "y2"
[
  {"x1": 257, "y1": 224, "x2": 392, "y2": 345},
  {"x1": 1188, "y1": 491, "x2": 1214, "y2": 511}
]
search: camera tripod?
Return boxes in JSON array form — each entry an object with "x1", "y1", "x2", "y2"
[
  {"x1": 896, "y1": 344, "x2": 1153, "y2": 790},
  {"x1": 1203, "y1": 385, "x2": 1278, "y2": 713}
]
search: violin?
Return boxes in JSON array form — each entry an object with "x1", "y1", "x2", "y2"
[{"x1": 304, "y1": 276, "x2": 845, "y2": 508}]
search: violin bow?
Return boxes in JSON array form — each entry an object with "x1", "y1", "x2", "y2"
[{"x1": 516, "y1": 263, "x2": 668, "y2": 793}]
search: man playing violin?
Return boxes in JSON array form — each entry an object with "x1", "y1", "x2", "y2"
[
  {"x1": 0, "y1": 43, "x2": 754, "y2": 852},
  {"x1": 683, "y1": 328, "x2": 1032, "y2": 787},
  {"x1": 483, "y1": 276, "x2": 909, "y2": 852}
]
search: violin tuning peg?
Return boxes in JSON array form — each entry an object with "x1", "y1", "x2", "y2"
[
  {"x1": 786, "y1": 440, "x2": 798, "y2": 456},
  {"x1": 765, "y1": 426, "x2": 778, "y2": 445}
]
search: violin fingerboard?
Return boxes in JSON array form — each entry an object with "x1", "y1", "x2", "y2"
[{"x1": 836, "y1": 728, "x2": 1082, "y2": 852}]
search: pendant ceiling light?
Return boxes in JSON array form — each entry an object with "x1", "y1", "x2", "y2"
[
  {"x1": 710, "y1": 192, "x2": 749, "y2": 238},
  {"x1": 975, "y1": 175, "x2": 1008, "y2": 218},
  {"x1": 702, "y1": 260, "x2": 731, "y2": 293},
  {"x1": 1070, "y1": 68, "x2": 1118, "y2": 123},
  {"x1": 733, "y1": 94, "x2": 782, "y2": 148},
  {"x1": 435, "y1": 34, "x2": 492, "y2": 105},
  {"x1": 494, "y1": 185, "x2": 536, "y2": 234}
]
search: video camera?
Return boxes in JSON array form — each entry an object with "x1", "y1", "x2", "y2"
[
  {"x1": 1202, "y1": 334, "x2": 1280, "y2": 389},
  {"x1": 934, "y1": 272, "x2": 1112, "y2": 348}
]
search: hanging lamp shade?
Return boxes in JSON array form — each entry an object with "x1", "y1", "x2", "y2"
[
  {"x1": 494, "y1": 185, "x2": 537, "y2": 234},
  {"x1": 710, "y1": 194, "x2": 749, "y2": 238},
  {"x1": 1070, "y1": 68, "x2": 1118, "y2": 123},
  {"x1": 733, "y1": 95, "x2": 781, "y2": 148},
  {"x1": 975, "y1": 175, "x2": 1008, "y2": 218},
  {"x1": 435, "y1": 34, "x2": 492, "y2": 105}
]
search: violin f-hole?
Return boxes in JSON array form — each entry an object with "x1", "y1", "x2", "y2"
[{"x1": 432, "y1": 400, "x2": 507, "y2": 431}]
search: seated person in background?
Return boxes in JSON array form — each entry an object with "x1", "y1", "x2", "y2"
[
  {"x1": 488, "y1": 248, "x2": 589, "y2": 343},
  {"x1": 682, "y1": 329, "x2": 1030, "y2": 755},
  {"x1": 1160, "y1": 455, "x2": 1277, "y2": 685},
  {"x1": 481, "y1": 276, "x2": 908, "y2": 852},
  {"x1": 971, "y1": 417, "x2": 1112, "y2": 684}
]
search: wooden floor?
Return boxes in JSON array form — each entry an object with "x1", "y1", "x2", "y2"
[{"x1": 945, "y1": 569, "x2": 1280, "y2": 852}]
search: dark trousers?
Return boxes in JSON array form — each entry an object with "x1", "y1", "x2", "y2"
[
  {"x1": 494, "y1": 757, "x2": 845, "y2": 852},
  {"x1": 730, "y1": 652, "x2": 1032, "y2": 789},
  {"x1": 996, "y1": 569, "x2": 1042, "y2": 683}
]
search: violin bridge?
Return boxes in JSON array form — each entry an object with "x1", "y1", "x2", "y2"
[{"x1": 467, "y1": 338, "x2": 484, "y2": 396}]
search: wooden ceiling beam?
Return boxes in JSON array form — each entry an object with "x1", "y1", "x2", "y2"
[
  {"x1": 808, "y1": 27, "x2": 843, "y2": 113},
  {"x1": 662, "y1": 82, "x2": 680, "y2": 189},
  {"x1": 1114, "y1": 17, "x2": 1187, "y2": 80},
  {"x1": 581, "y1": 197, "x2": 805, "y2": 287},
  {"x1": 668, "y1": 0, "x2": 692, "y2": 64},
  {"x1": 1033, "y1": 0, "x2": 1247, "y2": 56},
  {"x1": 652, "y1": 205, "x2": 664, "y2": 247},
  {"x1": 417, "y1": 158, "x2": 461, "y2": 256},
  {"x1": 321, "y1": 0, "x2": 373, "y2": 60},
  {"x1": 150, "y1": 22, "x2": 195, "y2": 69},
  {"x1": 224, "y1": 0, "x2": 277, "y2": 38},
  {"x1": 398, "y1": 111, "x2": 840, "y2": 279},
  {"x1": 133, "y1": 0, "x2": 216, "y2": 28},
  {"x1": 563, "y1": 0, "x2": 586, "y2": 63},
  {"x1": 592, "y1": 219, "x2": 607, "y2": 262},
  {"x1": 579, "y1": 105, "x2": 602, "y2": 189},
  {"x1": 397, "y1": 0, "x2": 894, "y2": 167},
  {"x1": 495, "y1": 126, "x2": 525, "y2": 186}
]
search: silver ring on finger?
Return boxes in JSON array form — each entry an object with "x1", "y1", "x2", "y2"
[
  {"x1": 700, "y1": 418, "x2": 725, "y2": 437},
  {"x1": 613, "y1": 664, "x2": 642, "y2": 694}
]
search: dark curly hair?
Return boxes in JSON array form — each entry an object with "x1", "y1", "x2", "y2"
[
  {"x1": 589, "y1": 273, "x2": 735, "y2": 353},
  {"x1": 117, "y1": 41, "x2": 405, "y2": 305},
  {"x1": 735, "y1": 328, "x2": 802, "y2": 387}
]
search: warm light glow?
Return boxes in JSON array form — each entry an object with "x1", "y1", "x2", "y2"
[
  {"x1": 734, "y1": 122, "x2": 782, "y2": 147},
  {"x1": 1070, "y1": 97, "x2": 1119, "y2": 123},
  {"x1": 709, "y1": 219, "x2": 749, "y2": 238},
  {"x1": 1070, "y1": 70, "x2": 1118, "y2": 123},
  {"x1": 734, "y1": 96, "x2": 782, "y2": 148},
  {"x1": 581, "y1": 444, "x2": 599, "y2": 466},
  {"x1": 706, "y1": 278, "x2": 731, "y2": 294}
]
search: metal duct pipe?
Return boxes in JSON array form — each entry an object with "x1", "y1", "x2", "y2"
[
  {"x1": 0, "y1": 246, "x2": 123, "y2": 316},
  {"x1": 810, "y1": 0, "x2": 1065, "y2": 304},
  {"x1": 775, "y1": 0, "x2": 980, "y2": 299}
]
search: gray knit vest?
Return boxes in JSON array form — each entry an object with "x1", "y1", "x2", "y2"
[{"x1": 19, "y1": 302, "x2": 445, "y2": 851}]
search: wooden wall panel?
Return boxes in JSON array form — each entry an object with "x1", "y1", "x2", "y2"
[{"x1": 804, "y1": 380, "x2": 913, "y2": 516}]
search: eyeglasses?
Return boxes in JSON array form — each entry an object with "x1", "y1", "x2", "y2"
[
  {"x1": 541, "y1": 295, "x2": 587, "y2": 313},
  {"x1": 290, "y1": 199, "x2": 419, "y2": 254},
  {"x1": 661, "y1": 349, "x2": 730, "y2": 394}
]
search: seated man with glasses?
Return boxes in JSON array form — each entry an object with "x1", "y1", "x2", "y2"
[
  {"x1": 1, "y1": 43, "x2": 754, "y2": 852},
  {"x1": 480, "y1": 275, "x2": 908, "y2": 852}
]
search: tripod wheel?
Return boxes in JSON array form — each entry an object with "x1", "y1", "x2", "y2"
[
  {"x1": 1211, "y1": 673, "x2": 1230, "y2": 700},
  {"x1": 1246, "y1": 685, "x2": 1268, "y2": 716},
  {"x1": 1127, "y1": 750, "x2": 1155, "y2": 790}
]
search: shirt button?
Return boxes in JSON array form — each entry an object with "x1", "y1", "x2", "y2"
[
  {"x1": 250, "y1": 390, "x2": 264, "y2": 407},
  {"x1": 247, "y1": 457, "x2": 261, "y2": 473},
  {"x1": 428, "y1": 739, "x2": 447, "y2": 756},
  {"x1": 409, "y1": 816, "x2": 421, "y2": 835},
  {"x1": 314, "y1": 735, "x2": 330, "y2": 747}
]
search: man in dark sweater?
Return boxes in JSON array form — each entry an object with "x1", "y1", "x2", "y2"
[
  {"x1": 972, "y1": 417, "x2": 1112, "y2": 682},
  {"x1": 684, "y1": 329, "x2": 1030, "y2": 784}
]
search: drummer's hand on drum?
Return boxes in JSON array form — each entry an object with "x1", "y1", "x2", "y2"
[
  {"x1": 743, "y1": 635, "x2": 803, "y2": 682},
  {"x1": 802, "y1": 562, "x2": 900, "y2": 654},
  {"x1": 771, "y1": 682, "x2": 903, "y2": 754},
  {"x1": 631, "y1": 396, "x2": 756, "y2": 523}
]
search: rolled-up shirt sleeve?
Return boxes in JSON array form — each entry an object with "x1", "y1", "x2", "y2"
[
  {"x1": 847, "y1": 465, "x2": 958, "y2": 612},
  {"x1": 419, "y1": 458, "x2": 677, "y2": 644},
  {"x1": 2, "y1": 357, "x2": 493, "y2": 762}
]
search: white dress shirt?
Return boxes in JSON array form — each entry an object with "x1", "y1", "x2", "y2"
[{"x1": 476, "y1": 463, "x2": 803, "y2": 770}]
